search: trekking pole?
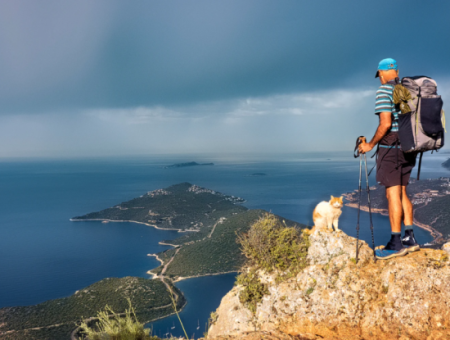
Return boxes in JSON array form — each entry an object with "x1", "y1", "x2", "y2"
[
  {"x1": 354, "y1": 137, "x2": 363, "y2": 263},
  {"x1": 353, "y1": 137, "x2": 377, "y2": 263},
  {"x1": 364, "y1": 152, "x2": 377, "y2": 262}
]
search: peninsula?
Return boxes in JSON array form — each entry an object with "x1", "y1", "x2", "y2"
[
  {"x1": 343, "y1": 177, "x2": 450, "y2": 244},
  {"x1": 73, "y1": 182, "x2": 306, "y2": 279}
]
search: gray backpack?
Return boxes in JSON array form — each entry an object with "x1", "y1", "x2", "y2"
[{"x1": 396, "y1": 76, "x2": 445, "y2": 179}]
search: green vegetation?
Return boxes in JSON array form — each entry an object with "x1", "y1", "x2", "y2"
[
  {"x1": 78, "y1": 299, "x2": 157, "y2": 340},
  {"x1": 235, "y1": 269, "x2": 269, "y2": 314},
  {"x1": 160, "y1": 210, "x2": 263, "y2": 278},
  {"x1": 237, "y1": 213, "x2": 310, "y2": 280},
  {"x1": 235, "y1": 213, "x2": 310, "y2": 313},
  {"x1": 0, "y1": 277, "x2": 185, "y2": 340},
  {"x1": 73, "y1": 183, "x2": 247, "y2": 241},
  {"x1": 156, "y1": 211, "x2": 307, "y2": 279}
]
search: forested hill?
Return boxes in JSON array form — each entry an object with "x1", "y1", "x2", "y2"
[
  {"x1": 72, "y1": 182, "x2": 247, "y2": 240},
  {"x1": 73, "y1": 183, "x2": 308, "y2": 278}
]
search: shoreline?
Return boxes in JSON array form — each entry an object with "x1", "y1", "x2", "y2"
[
  {"x1": 345, "y1": 203, "x2": 443, "y2": 244},
  {"x1": 147, "y1": 253, "x2": 164, "y2": 265},
  {"x1": 173, "y1": 271, "x2": 238, "y2": 283},
  {"x1": 70, "y1": 218, "x2": 187, "y2": 232}
]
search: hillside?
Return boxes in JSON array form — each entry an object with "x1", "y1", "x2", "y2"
[
  {"x1": 72, "y1": 182, "x2": 246, "y2": 242},
  {"x1": 0, "y1": 277, "x2": 185, "y2": 340},
  {"x1": 152, "y1": 210, "x2": 305, "y2": 279},
  {"x1": 443, "y1": 158, "x2": 450, "y2": 170},
  {"x1": 74, "y1": 183, "x2": 308, "y2": 278}
]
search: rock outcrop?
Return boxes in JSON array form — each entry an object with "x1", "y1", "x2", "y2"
[{"x1": 207, "y1": 229, "x2": 450, "y2": 340}]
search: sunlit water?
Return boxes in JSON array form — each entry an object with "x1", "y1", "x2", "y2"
[{"x1": 0, "y1": 151, "x2": 448, "y2": 338}]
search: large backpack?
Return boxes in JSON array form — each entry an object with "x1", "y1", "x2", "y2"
[{"x1": 394, "y1": 76, "x2": 446, "y2": 179}]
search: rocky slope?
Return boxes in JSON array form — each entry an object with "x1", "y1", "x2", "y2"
[{"x1": 207, "y1": 229, "x2": 450, "y2": 340}]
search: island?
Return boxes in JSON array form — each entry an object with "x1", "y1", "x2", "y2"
[
  {"x1": 1, "y1": 183, "x2": 307, "y2": 340},
  {"x1": 246, "y1": 173, "x2": 267, "y2": 177},
  {"x1": 164, "y1": 162, "x2": 214, "y2": 169},
  {"x1": 343, "y1": 177, "x2": 450, "y2": 244}
]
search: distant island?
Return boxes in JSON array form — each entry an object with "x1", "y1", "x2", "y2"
[
  {"x1": 443, "y1": 158, "x2": 450, "y2": 170},
  {"x1": 164, "y1": 161, "x2": 214, "y2": 169},
  {"x1": 246, "y1": 173, "x2": 267, "y2": 177},
  {"x1": 343, "y1": 177, "x2": 450, "y2": 244}
]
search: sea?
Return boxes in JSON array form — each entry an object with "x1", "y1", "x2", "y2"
[{"x1": 0, "y1": 151, "x2": 449, "y2": 339}]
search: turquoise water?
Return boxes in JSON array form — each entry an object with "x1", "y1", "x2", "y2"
[{"x1": 0, "y1": 152, "x2": 447, "y2": 338}]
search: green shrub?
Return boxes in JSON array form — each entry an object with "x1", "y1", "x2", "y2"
[
  {"x1": 237, "y1": 213, "x2": 310, "y2": 278},
  {"x1": 235, "y1": 269, "x2": 269, "y2": 314},
  {"x1": 235, "y1": 213, "x2": 310, "y2": 313},
  {"x1": 78, "y1": 299, "x2": 158, "y2": 340}
]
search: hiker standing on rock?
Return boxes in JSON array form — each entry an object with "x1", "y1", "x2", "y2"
[{"x1": 358, "y1": 58, "x2": 420, "y2": 260}]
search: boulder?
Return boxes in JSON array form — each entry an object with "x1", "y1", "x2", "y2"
[{"x1": 208, "y1": 229, "x2": 450, "y2": 340}]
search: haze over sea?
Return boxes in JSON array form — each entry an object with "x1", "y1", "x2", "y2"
[{"x1": 1, "y1": 152, "x2": 448, "y2": 338}]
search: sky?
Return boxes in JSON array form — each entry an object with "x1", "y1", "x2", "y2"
[{"x1": 1, "y1": 0, "x2": 449, "y2": 158}]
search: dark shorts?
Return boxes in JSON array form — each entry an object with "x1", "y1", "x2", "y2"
[{"x1": 376, "y1": 146, "x2": 417, "y2": 187}]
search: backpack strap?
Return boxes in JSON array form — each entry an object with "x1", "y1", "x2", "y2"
[{"x1": 417, "y1": 152, "x2": 423, "y2": 180}]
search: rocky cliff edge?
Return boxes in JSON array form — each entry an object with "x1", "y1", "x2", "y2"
[{"x1": 207, "y1": 229, "x2": 450, "y2": 340}]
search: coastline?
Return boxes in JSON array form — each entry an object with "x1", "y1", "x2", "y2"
[
  {"x1": 147, "y1": 253, "x2": 164, "y2": 265},
  {"x1": 70, "y1": 218, "x2": 181, "y2": 231},
  {"x1": 345, "y1": 203, "x2": 443, "y2": 243},
  {"x1": 173, "y1": 271, "x2": 238, "y2": 283}
]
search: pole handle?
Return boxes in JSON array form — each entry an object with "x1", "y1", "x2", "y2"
[{"x1": 354, "y1": 136, "x2": 366, "y2": 158}]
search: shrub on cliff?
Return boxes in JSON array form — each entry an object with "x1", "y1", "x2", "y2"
[
  {"x1": 79, "y1": 299, "x2": 158, "y2": 340},
  {"x1": 237, "y1": 213, "x2": 310, "y2": 276},
  {"x1": 236, "y1": 213, "x2": 310, "y2": 312}
]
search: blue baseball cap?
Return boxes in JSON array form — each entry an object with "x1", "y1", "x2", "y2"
[{"x1": 375, "y1": 58, "x2": 398, "y2": 78}]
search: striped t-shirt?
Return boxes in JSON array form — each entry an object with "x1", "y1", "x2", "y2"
[{"x1": 374, "y1": 83, "x2": 399, "y2": 132}]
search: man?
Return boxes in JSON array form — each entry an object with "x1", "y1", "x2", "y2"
[{"x1": 359, "y1": 58, "x2": 420, "y2": 260}]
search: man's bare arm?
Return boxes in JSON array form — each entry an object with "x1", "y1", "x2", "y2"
[{"x1": 359, "y1": 111, "x2": 392, "y2": 153}]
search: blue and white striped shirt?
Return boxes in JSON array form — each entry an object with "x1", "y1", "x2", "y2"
[{"x1": 374, "y1": 83, "x2": 399, "y2": 132}]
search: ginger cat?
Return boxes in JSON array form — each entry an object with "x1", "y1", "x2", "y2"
[{"x1": 312, "y1": 196, "x2": 343, "y2": 232}]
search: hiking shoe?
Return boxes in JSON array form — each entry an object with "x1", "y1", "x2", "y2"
[
  {"x1": 402, "y1": 231, "x2": 420, "y2": 253},
  {"x1": 375, "y1": 247, "x2": 408, "y2": 260}
]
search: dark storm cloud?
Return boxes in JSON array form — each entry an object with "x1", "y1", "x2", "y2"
[{"x1": 1, "y1": 0, "x2": 449, "y2": 114}]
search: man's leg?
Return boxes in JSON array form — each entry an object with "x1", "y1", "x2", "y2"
[
  {"x1": 386, "y1": 185, "x2": 402, "y2": 233},
  {"x1": 375, "y1": 185, "x2": 407, "y2": 258},
  {"x1": 401, "y1": 185, "x2": 420, "y2": 251},
  {"x1": 401, "y1": 185, "x2": 413, "y2": 226}
]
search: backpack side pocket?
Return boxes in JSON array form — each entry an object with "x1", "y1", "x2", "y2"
[
  {"x1": 420, "y1": 95, "x2": 444, "y2": 137},
  {"x1": 398, "y1": 112, "x2": 416, "y2": 152}
]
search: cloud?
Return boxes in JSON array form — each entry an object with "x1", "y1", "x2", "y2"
[
  {"x1": 1, "y1": 0, "x2": 449, "y2": 114},
  {"x1": 0, "y1": 87, "x2": 381, "y2": 157}
]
